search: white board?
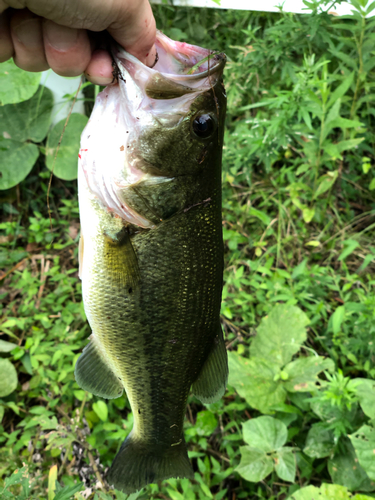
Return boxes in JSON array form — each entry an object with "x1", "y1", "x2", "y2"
[{"x1": 152, "y1": 0, "x2": 371, "y2": 16}]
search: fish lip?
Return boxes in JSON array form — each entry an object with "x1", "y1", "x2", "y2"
[{"x1": 112, "y1": 30, "x2": 226, "y2": 86}]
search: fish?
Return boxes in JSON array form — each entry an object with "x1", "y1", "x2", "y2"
[{"x1": 75, "y1": 31, "x2": 227, "y2": 493}]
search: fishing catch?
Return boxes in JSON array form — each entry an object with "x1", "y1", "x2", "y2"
[{"x1": 76, "y1": 31, "x2": 227, "y2": 493}]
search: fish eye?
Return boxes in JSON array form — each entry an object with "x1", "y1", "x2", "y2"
[{"x1": 191, "y1": 113, "x2": 217, "y2": 139}]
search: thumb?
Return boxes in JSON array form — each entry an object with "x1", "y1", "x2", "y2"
[{"x1": 108, "y1": 0, "x2": 156, "y2": 66}]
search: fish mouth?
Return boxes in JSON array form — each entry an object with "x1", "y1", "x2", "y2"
[{"x1": 113, "y1": 31, "x2": 226, "y2": 99}]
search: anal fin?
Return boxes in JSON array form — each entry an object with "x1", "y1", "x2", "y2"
[
  {"x1": 75, "y1": 336, "x2": 123, "y2": 399},
  {"x1": 192, "y1": 326, "x2": 228, "y2": 404}
]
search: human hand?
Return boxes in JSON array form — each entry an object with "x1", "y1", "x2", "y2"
[{"x1": 0, "y1": 0, "x2": 156, "y2": 84}]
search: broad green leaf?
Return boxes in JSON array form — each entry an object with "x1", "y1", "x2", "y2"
[
  {"x1": 235, "y1": 446, "x2": 273, "y2": 482},
  {"x1": 0, "y1": 86, "x2": 53, "y2": 143},
  {"x1": 0, "y1": 405, "x2": 4, "y2": 423},
  {"x1": 275, "y1": 447, "x2": 296, "y2": 482},
  {"x1": 349, "y1": 426, "x2": 375, "y2": 480},
  {"x1": 0, "y1": 358, "x2": 18, "y2": 397},
  {"x1": 250, "y1": 304, "x2": 310, "y2": 367},
  {"x1": 303, "y1": 423, "x2": 335, "y2": 458},
  {"x1": 332, "y1": 306, "x2": 345, "y2": 334},
  {"x1": 284, "y1": 356, "x2": 334, "y2": 392},
  {"x1": 46, "y1": 113, "x2": 88, "y2": 181},
  {"x1": 194, "y1": 411, "x2": 218, "y2": 436},
  {"x1": 328, "y1": 438, "x2": 374, "y2": 492},
  {"x1": 21, "y1": 352, "x2": 33, "y2": 375},
  {"x1": 288, "y1": 483, "x2": 375, "y2": 499},
  {"x1": 0, "y1": 339, "x2": 18, "y2": 352},
  {"x1": 354, "y1": 378, "x2": 375, "y2": 418},
  {"x1": 0, "y1": 140, "x2": 39, "y2": 190},
  {"x1": 302, "y1": 207, "x2": 315, "y2": 223},
  {"x1": 228, "y1": 353, "x2": 286, "y2": 413},
  {"x1": 0, "y1": 60, "x2": 41, "y2": 106},
  {"x1": 242, "y1": 416, "x2": 287, "y2": 452},
  {"x1": 93, "y1": 400, "x2": 108, "y2": 421}
]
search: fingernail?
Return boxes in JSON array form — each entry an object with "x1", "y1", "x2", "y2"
[
  {"x1": 44, "y1": 21, "x2": 78, "y2": 51},
  {"x1": 13, "y1": 19, "x2": 43, "y2": 49}
]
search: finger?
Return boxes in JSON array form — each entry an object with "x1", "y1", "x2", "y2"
[
  {"x1": 84, "y1": 49, "x2": 113, "y2": 86},
  {"x1": 108, "y1": 0, "x2": 156, "y2": 66},
  {"x1": 43, "y1": 20, "x2": 91, "y2": 77},
  {"x1": 0, "y1": 11, "x2": 14, "y2": 62},
  {"x1": 0, "y1": 1, "x2": 7, "y2": 15},
  {"x1": 10, "y1": 9, "x2": 48, "y2": 71}
]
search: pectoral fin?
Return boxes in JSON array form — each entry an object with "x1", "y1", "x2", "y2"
[
  {"x1": 75, "y1": 336, "x2": 123, "y2": 399},
  {"x1": 192, "y1": 326, "x2": 228, "y2": 404},
  {"x1": 103, "y1": 227, "x2": 140, "y2": 288}
]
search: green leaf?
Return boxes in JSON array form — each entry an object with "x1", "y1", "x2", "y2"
[
  {"x1": 3, "y1": 465, "x2": 28, "y2": 488},
  {"x1": 0, "y1": 405, "x2": 4, "y2": 424},
  {"x1": 328, "y1": 438, "x2": 374, "y2": 492},
  {"x1": 48, "y1": 466, "x2": 58, "y2": 500},
  {"x1": 323, "y1": 142, "x2": 341, "y2": 160},
  {"x1": 250, "y1": 304, "x2": 310, "y2": 367},
  {"x1": 93, "y1": 400, "x2": 108, "y2": 421},
  {"x1": 336, "y1": 138, "x2": 365, "y2": 153},
  {"x1": 275, "y1": 447, "x2": 296, "y2": 482},
  {"x1": 354, "y1": 378, "x2": 375, "y2": 418},
  {"x1": 313, "y1": 171, "x2": 338, "y2": 199},
  {"x1": 329, "y1": 117, "x2": 363, "y2": 130},
  {"x1": 249, "y1": 207, "x2": 271, "y2": 226},
  {"x1": 349, "y1": 426, "x2": 375, "y2": 481},
  {"x1": 325, "y1": 99, "x2": 341, "y2": 125},
  {"x1": 194, "y1": 410, "x2": 218, "y2": 436},
  {"x1": 235, "y1": 446, "x2": 273, "y2": 482},
  {"x1": 303, "y1": 423, "x2": 335, "y2": 458},
  {"x1": 0, "y1": 86, "x2": 53, "y2": 143},
  {"x1": 53, "y1": 482, "x2": 83, "y2": 500},
  {"x1": 0, "y1": 358, "x2": 18, "y2": 397},
  {"x1": 228, "y1": 353, "x2": 287, "y2": 413},
  {"x1": 46, "y1": 113, "x2": 88, "y2": 181},
  {"x1": 242, "y1": 416, "x2": 287, "y2": 452},
  {"x1": 0, "y1": 140, "x2": 39, "y2": 190},
  {"x1": 332, "y1": 305, "x2": 346, "y2": 334},
  {"x1": 288, "y1": 483, "x2": 374, "y2": 499},
  {"x1": 302, "y1": 207, "x2": 315, "y2": 223},
  {"x1": 338, "y1": 239, "x2": 360, "y2": 261},
  {"x1": 327, "y1": 73, "x2": 355, "y2": 110},
  {"x1": 0, "y1": 60, "x2": 41, "y2": 106},
  {"x1": 21, "y1": 352, "x2": 33, "y2": 376},
  {"x1": 284, "y1": 356, "x2": 334, "y2": 392},
  {"x1": 0, "y1": 339, "x2": 18, "y2": 352}
]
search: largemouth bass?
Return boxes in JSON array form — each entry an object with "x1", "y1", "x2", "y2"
[{"x1": 76, "y1": 31, "x2": 227, "y2": 493}]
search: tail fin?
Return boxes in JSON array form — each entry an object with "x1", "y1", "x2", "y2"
[{"x1": 107, "y1": 432, "x2": 194, "y2": 493}]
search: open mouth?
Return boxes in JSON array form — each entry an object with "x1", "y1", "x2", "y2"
[{"x1": 113, "y1": 31, "x2": 226, "y2": 94}]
